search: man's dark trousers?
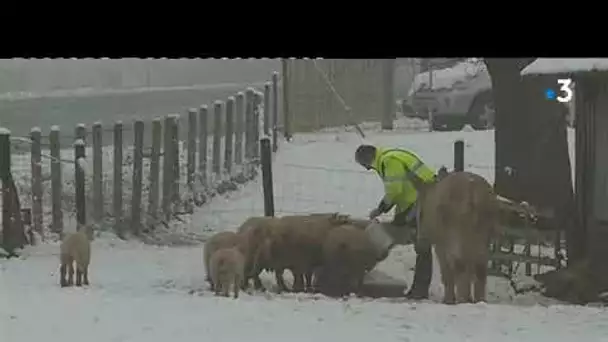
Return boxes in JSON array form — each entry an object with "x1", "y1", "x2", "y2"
[{"x1": 392, "y1": 209, "x2": 432, "y2": 299}]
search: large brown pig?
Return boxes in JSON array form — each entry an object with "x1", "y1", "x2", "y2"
[{"x1": 418, "y1": 171, "x2": 499, "y2": 304}]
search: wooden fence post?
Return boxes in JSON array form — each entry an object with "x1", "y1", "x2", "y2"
[
  {"x1": 381, "y1": 59, "x2": 395, "y2": 130},
  {"x1": 197, "y1": 105, "x2": 209, "y2": 205},
  {"x1": 92, "y1": 122, "x2": 104, "y2": 223},
  {"x1": 281, "y1": 61, "x2": 291, "y2": 141},
  {"x1": 212, "y1": 101, "x2": 223, "y2": 179},
  {"x1": 130, "y1": 119, "x2": 144, "y2": 235},
  {"x1": 0, "y1": 128, "x2": 12, "y2": 250},
  {"x1": 245, "y1": 88, "x2": 254, "y2": 166},
  {"x1": 454, "y1": 140, "x2": 464, "y2": 172},
  {"x1": 30, "y1": 127, "x2": 43, "y2": 236},
  {"x1": 224, "y1": 97, "x2": 235, "y2": 176},
  {"x1": 49, "y1": 126, "x2": 63, "y2": 234},
  {"x1": 113, "y1": 121, "x2": 124, "y2": 237},
  {"x1": 170, "y1": 114, "x2": 181, "y2": 209},
  {"x1": 74, "y1": 139, "x2": 86, "y2": 228},
  {"x1": 75, "y1": 123, "x2": 87, "y2": 143},
  {"x1": 235, "y1": 92, "x2": 245, "y2": 167},
  {"x1": 263, "y1": 82, "x2": 271, "y2": 137},
  {"x1": 162, "y1": 115, "x2": 174, "y2": 221},
  {"x1": 147, "y1": 118, "x2": 162, "y2": 228},
  {"x1": 253, "y1": 92, "x2": 261, "y2": 164},
  {"x1": 260, "y1": 137, "x2": 274, "y2": 217},
  {"x1": 186, "y1": 108, "x2": 197, "y2": 213},
  {"x1": 271, "y1": 72, "x2": 279, "y2": 152}
]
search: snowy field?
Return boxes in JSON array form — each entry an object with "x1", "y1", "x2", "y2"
[{"x1": 3, "y1": 119, "x2": 607, "y2": 342}]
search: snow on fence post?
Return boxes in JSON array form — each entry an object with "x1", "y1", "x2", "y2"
[
  {"x1": 453, "y1": 140, "x2": 464, "y2": 172},
  {"x1": 30, "y1": 127, "x2": 43, "y2": 236},
  {"x1": 234, "y1": 92, "x2": 245, "y2": 167},
  {"x1": 75, "y1": 123, "x2": 87, "y2": 144},
  {"x1": 253, "y1": 91, "x2": 262, "y2": 165},
  {"x1": 263, "y1": 82, "x2": 271, "y2": 137},
  {"x1": 49, "y1": 126, "x2": 63, "y2": 234},
  {"x1": 0, "y1": 128, "x2": 12, "y2": 249},
  {"x1": 113, "y1": 121, "x2": 124, "y2": 237},
  {"x1": 74, "y1": 139, "x2": 86, "y2": 228},
  {"x1": 130, "y1": 119, "x2": 144, "y2": 235},
  {"x1": 162, "y1": 115, "x2": 175, "y2": 221},
  {"x1": 260, "y1": 137, "x2": 275, "y2": 217},
  {"x1": 147, "y1": 118, "x2": 162, "y2": 227},
  {"x1": 197, "y1": 105, "x2": 209, "y2": 206},
  {"x1": 212, "y1": 101, "x2": 223, "y2": 179},
  {"x1": 170, "y1": 114, "x2": 180, "y2": 209},
  {"x1": 244, "y1": 88, "x2": 254, "y2": 164},
  {"x1": 245, "y1": 88, "x2": 256, "y2": 179},
  {"x1": 271, "y1": 72, "x2": 279, "y2": 152},
  {"x1": 224, "y1": 97, "x2": 235, "y2": 176},
  {"x1": 186, "y1": 108, "x2": 197, "y2": 213},
  {"x1": 92, "y1": 122, "x2": 104, "y2": 223}
]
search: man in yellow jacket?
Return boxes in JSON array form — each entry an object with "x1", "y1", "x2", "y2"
[{"x1": 355, "y1": 144, "x2": 437, "y2": 299}]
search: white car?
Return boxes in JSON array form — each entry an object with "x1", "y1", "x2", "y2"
[{"x1": 406, "y1": 59, "x2": 494, "y2": 131}]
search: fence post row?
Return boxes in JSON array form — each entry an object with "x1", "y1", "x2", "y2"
[{"x1": 0, "y1": 72, "x2": 283, "y2": 242}]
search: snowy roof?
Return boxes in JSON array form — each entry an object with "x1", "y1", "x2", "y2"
[{"x1": 521, "y1": 58, "x2": 608, "y2": 76}]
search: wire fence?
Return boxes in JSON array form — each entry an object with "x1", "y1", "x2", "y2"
[
  {"x1": 0, "y1": 72, "x2": 282, "y2": 243},
  {"x1": 257, "y1": 133, "x2": 565, "y2": 279}
]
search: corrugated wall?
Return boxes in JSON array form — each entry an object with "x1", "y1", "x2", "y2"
[{"x1": 283, "y1": 59, "x2": 391, "y2": 133}]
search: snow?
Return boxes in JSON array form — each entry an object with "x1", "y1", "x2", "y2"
[
  {"x1": 30, "y1": 127, "x2": 41, "y2": 133},
  {"x1": 77, "y1": 157, "x2": 89, "y2": 174},
  {"x1": 409, "y1": 58, "x2": 487, "y2": 95},
  {"x1": 1, "y1": 118, "x2": 599, "y2": 341},
  {"x1": 0, "y1": 127, "x2": 11, "y2": 135},
  {"x1": 521, "y1": 58, "x2": 608, "y2": 76}
]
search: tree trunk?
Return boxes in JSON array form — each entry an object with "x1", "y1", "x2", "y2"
[{"x1": 485, "y1": 58, "x2": 581, "y2": 264}]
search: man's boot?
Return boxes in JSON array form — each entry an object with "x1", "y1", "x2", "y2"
[{"x1": 405, "y1": 243, "x2": 432, "y2": 300}]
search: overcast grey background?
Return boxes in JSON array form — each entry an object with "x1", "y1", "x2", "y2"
[{"x1": 0, "y1": 59, "x2": 280, "y2": 147}]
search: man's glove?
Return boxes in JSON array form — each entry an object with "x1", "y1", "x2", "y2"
[{"x1": 369, "y1": 199, "x2": 393, "y2": 219}]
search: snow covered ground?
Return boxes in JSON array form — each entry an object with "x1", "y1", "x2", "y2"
[{"x1": 3, "y1": 119, "x2": 606, "y2": 342}]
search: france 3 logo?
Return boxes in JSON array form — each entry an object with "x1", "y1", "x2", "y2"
[{"x1": 545, "y1": 79, "x2": 573, "y2": 103}]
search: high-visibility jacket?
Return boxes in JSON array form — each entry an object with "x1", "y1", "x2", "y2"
[{"x1": 371, "y1": 147, "x2": 436, "y2": 214}]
